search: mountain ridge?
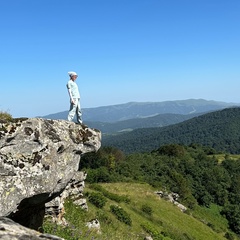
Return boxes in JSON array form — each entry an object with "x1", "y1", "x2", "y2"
[
  {"x1": 86, "y1": 112, "x2": 204, "y2": 134},
  {"x1": 42, "y1": 99, "x2": 239, "y2": 123},
  {"x1": 102, "y1": 107, "x2": 240, "y2": 154}
]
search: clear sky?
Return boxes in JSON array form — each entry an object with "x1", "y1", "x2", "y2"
[{"x1": 1, "y1": 0, "x2": 240, "y2": 118}]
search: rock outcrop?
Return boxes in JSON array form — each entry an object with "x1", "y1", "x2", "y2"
[
  {"x1": 0, "y1": 217, "x2": 64, "y2": 240},
  {"x1": 0, "y1": 118, "x2": 101, "y2": 232},
  {"x1": 155, "y1": 191, "x2": 187, "y2": 212}
]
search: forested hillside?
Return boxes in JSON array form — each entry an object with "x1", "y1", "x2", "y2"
[
  {"x1": 102, "y1": 107, "x2": 240, "y2": 154},
  {"x1": 86, "y1": 112, "x2": 202, "y2": 134},
  {"x1": 79, "y1": 144, "x2": 240, "y2": 238}
]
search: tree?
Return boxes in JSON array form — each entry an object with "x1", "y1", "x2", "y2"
[{"x1": 222, "y1": 204, "x2": 240, "y2": 234}]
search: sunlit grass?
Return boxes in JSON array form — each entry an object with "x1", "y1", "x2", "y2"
[
  {"x1": 43, "y1": 182, "x2": 238, "y2": 240},
  {"x1": 0, "y1": 111, "x2": 12, "y2": 122},
  {"x1": 100, "y1": 183, "x2": 228, "y2": 240},
  {"x1": 192, "y1": 204, "x2": 228, "y2": 233}
]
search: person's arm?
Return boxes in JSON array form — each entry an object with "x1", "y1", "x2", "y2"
[
  {"x1": 68, "y1": 88, "x2": 75, "y2": 103},
  {"x1": 67, "y1": 83, "x2": 75, "y2": 104}
]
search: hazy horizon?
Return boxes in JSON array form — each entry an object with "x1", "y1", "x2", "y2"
[{"x1": 41, "y1": 98, "x2": 240, "y2": 118}]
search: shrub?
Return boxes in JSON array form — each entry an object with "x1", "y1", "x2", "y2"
[
  {"x1": 141, "y1": 222, "x2": 165, "y2": 240},
  {"x1": 110, "y1": 205, "x2": 132, "y2": 226},
  {"x1": 96, "y1": 209, "x2": 113, "y2": 225},
  {"x1": 156, "y1": 144, "x2": 186, "y2": 157},
  {"x1": 86, "y1": 167, "x2": 111, "y2": 183},
  {"x1": 43, "y1": 220, "x2": 77, "y2": 240},
  {"x1": 0, "y1": 111, "x2": 12, "y2": 122},
  {"x1": 224, "y1": 231, "x2": 235, "y2": 240},
  {"x1": 87, "y1": 192, "x2": 107, "y2": 209},
  {"x1": 89, "y1": 184, "x2": 130, "y2": 203},
  {"x1": 141, "y1": 204, "x2": 153, "y2": 216},
  {"x1": 221, "y1": 204, "x2": 240, "y2": 234}
]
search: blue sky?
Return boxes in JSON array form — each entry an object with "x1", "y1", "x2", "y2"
[{"x1": 1, "y1": 0, "x2": 240, "y2": 118}]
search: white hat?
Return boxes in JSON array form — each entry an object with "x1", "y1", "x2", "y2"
[{"x1": 68, "y1": 71, "x2": 78, "y2": 77}]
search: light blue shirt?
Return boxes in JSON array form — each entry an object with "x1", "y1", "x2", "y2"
[{"x1": 66, "y1": 80, "x2": 80, "y2": 99}]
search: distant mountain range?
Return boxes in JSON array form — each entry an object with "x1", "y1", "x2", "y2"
[
  {"x1": 86, "y1": 112, "x2": 203, "y2": 134},
  {"x1": 102, "y1": 107, "x2": 240, "y2": 154},
  {"x1": 42, "y1": 99, "x2": 238, "y2": 122},
  {"x1": 42, "y1": 99, "x2": 239, "y2": 134}
]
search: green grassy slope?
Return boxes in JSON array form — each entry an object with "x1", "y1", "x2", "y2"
[{"x1": 43, "y1": 182, "x2": 238, "y2": 240}]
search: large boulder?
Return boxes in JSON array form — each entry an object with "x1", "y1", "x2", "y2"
[
  {"x1": 0, "y1": 217, "x2": 64, "y2": 240},
  {"x1": 0, "y1": 118, "x2": 101, "y2": 230}
]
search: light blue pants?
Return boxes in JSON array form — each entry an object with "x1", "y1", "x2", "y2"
[{"x1": 67, "y1": 98, "x2": 82, "y2": 123}]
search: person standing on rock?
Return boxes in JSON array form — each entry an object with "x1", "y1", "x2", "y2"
[{"x1": 66, "y1": 71, "x2": 82, "y2": 124}]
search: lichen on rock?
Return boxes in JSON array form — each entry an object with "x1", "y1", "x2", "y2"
[{"x1": 0, "y1": 118, "x2": 101, "y2": 231}]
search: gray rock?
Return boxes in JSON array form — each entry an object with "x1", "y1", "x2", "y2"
[
  {"x1": 155, "y1": 191, "x2": 187, "y2": 212},
  {"x1": 86, "y1": 219, "x2": 101, "y2": 234},
  {"x1": 0, "y1": 118, "x2": 101, "y2": 230},
  {"x1": 0, "y1": 217, "x2": 64, "y2": 240}
]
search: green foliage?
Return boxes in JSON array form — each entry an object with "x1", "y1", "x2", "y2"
[
  {"x1": 224, "y1": 232, "x2": 235, "y2": 240},
  {"x1": 102, "y1": 107, "x2": 240, "y2": 154},
  {"x1": 43, "y1": 183, "x2": 236, "y2": 240},
  {"x1": 43, "y1": 201, "x2": 88, "y2": 239},
  {"x1": 110, "y1": 205, "x2": 132, "y2": 226},
  {"x1": 0, "y1": 111, "x2": 12, "y2": 122},
  {"x1": 43, "y1": 221, "x2": 78, "y2": 240},
  {"x1": 89, "y1": 183, "x2": 130, "y2": 203},
  {"x1": 221, "y1": 159, "x2": 240, "y2": 205},
  {"x1": 80, "y1": 147, "x2": 126, "y2": 183},
  {"x1": 141, "y1": 222, "x2": 175, "y2": 240},
  {"x1": 85, "y1": 166, "x2": 112, "y2": 183},
  {"x1": 79, "y1": 143, "x2": 240, "y2": 236},
  {"x1": 156, "y1": 144, "x2": 186, "y2": 157},
  {"x1": 141, "y1": 204, "x2": 153, "y2": 216},
  {"x1": 221, "y1": 204, "x2": 240, "y2": 234},
  {"x1": 95, "y1": 209, "x2": 113, "y2": 225},
  {"x1": 87, "y1": 191, "x2": 107, "y2": 208},
  {"x1": 80, "y1": 146, "x2": 125, "y2": 170}
]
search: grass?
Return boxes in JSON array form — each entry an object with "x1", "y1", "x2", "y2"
[
  {"x1": 192, "y1": 204, "x2": 228, "y2": 233},
  {"x1": 0, "y1": 111, "x2": 12, "y2": 122},
  {"x1": 43, "y1": 182, "x2": 239, "y2": 240}
]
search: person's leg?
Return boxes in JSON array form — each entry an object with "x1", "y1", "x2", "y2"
[
  {"x1": 67, "y1": 101, "x2": 77, "y2": 122},
  {"x1": 76, "y1": 98, "x2": 82, "y2": 124}
]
